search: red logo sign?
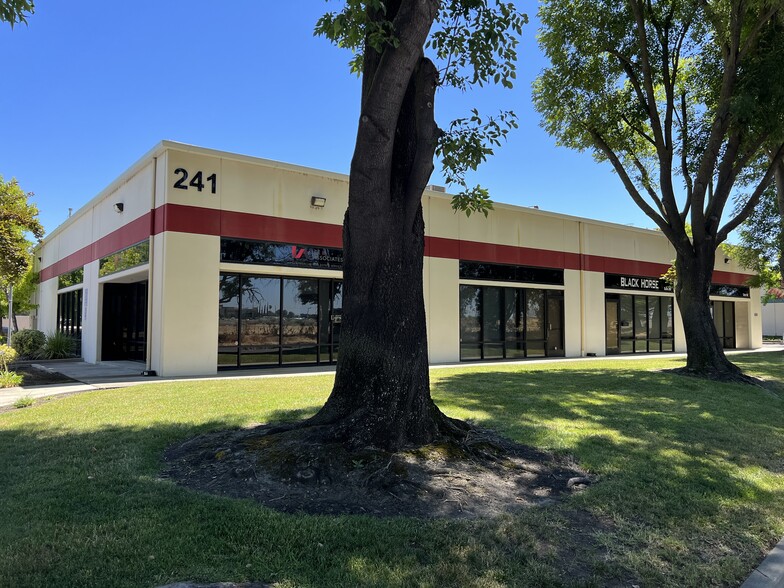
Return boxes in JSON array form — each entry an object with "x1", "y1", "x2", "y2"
[{"x1": 291, "y1": 246, "x2": 306, "y2": 259}]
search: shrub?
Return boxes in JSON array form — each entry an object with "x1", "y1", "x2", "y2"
[
  {"x1": 1, "y1": 371, "x2": 23, "y2": 388},
  {"x1": 40, "y1": 331, "x2": 76, "y2": 360},
  {"x1": 11, "y1": 329, "x2": 46, "y2": 358},
  {"x1": 0, "y1": 344, "x2": 17, "y2": 372},
  {"x1": 12, "y1": 395, "x2": 34, "y2": 408}
]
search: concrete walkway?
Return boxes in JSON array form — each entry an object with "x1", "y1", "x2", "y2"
[{"x1": 1, "y1": 344, "x2": 782, "y2": 409}]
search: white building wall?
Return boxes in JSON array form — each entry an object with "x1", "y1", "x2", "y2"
[
  {"x1": 151, "y1": 232, "x2": 220, "y2": 376},
  {"x1": 582, "y1": 271, "x2": 607, "y2": 356},
  {"x1": 762, "y1": 300, "x2": 784, "y2": 338},
  {"x1": 425, "y1": 257, "x2": 460, "y2": 364},
  {"x1": 563, "y1": 269, "x2": 582, "y2": 356}
]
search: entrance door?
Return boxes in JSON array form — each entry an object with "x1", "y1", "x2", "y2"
[
  {"x1": 713, "y1": 301, "x2": 736, "y2": 349},
  {"x1": 606, "y1": 298, "x2": 620, "y2": 354},
  {"x1": 546, "y1": 296, "x2": 565, "y2": 357},
  {"x1": 102, "y1": 281, "x2": 148, "y2": 361},
  {"x1": 318, "y1": 279, "x2": 342, "y2": 363}
]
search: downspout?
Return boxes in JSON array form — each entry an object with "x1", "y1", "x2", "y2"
[
  {"x1": 145, "y1": 158, "x2": 157, "y2": 373},
  {"x1": 577, "y1": 221, "x2": 586, "y2": 357}
]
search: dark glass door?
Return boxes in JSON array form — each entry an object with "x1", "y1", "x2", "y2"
[
  {"x1": 101, "y1": 281, "x2": 147, "y2": 361},
  {"x1": 547, "y1": 296, "x2": 565, "y2": 357},
  {"x1": 713, "y1": 301, "x2": 736, "y2": 349},
  {"x1": 606, "y1": 298, "x2": 620, "y2": 354}
]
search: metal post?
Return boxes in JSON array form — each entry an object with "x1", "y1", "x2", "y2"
[{"x1": 7, "y1": 284, "x2": 13, "y2": 347}]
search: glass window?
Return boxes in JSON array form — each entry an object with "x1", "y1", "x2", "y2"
[
  {"x1": 99, "y1": 241, "x2": 149, "y2": 277},
  {"x1": 221, "y1": 238, "x2": 343, "y2": 270},
  {"x1": 240, "y1": 277, "x2": 281, "y2": 366},
  {"x1": 459, "y1": 261, "x2": 564, "y2": 285},
  {"x1": 526, "y1": 289, "x2": 545, "y2": 340},
  {"x1": 662, "y1": 298, "x2": 674, "y2": 338},
  {"x1": 218, "y1": 275, "x2": 240, "y2": 365},
  {"x1": 648, "y1": 297, "x2": 661, "y2": 339},
  {"x1": 620, "y1": 295, "x2": 634, "y2": 339},
  {"x1": 504, "y1": 288, "x2": 520, "y2": 341},
  {"x1": 57, "y1": 289, "x2": 82, "y2": 356},
  {"x1": 58, "y1": 267, "x2": 84, "y2": 289},
  {"x1": 282, "y1": 278, "x2": 318, "y2": 364},
  {"x1": 460, "y1": 286, "x2": 481, "y2": 344},
  {"x1": 634, "y1": 296, "x2": 647, "y2": 340},
  {"x1": 483, "y1": 287, "x2": 503, "y2": 342}
]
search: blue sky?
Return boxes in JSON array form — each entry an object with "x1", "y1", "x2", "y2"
[{"x1": 0, "y1": 0, "x2": 655, "y2": 236}]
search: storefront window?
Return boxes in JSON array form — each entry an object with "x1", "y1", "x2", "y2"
[
  {"x1": 607, "y1": 293, "x2": 674, "y2": 354},
  {"x1": 459, "y1": 285, "x2": 564, "y2": 361},
  {"x1": 57, "y1": 289, "x2": 82, "y2": 356},
  {"x1": 218, "y1": 273, "x2": 342, "y2": 368}
]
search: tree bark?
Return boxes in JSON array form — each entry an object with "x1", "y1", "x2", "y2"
[
  {"x1": 302, "y1": 0, "x2": 464, "y2": 451},
  {"x1": 675, "y1": 245, "x2": 744, "y2": 379},
  {"x1": 774, "y1": 156, "x2": 784, "y2": 284}
]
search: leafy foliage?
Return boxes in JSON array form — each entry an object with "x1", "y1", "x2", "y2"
[
  {"x1": 1, "y1": 264, "x2": 39, "y2": 322},
  {"x1": 0, "y1": 0, "x2": 33, "y2": 28},
  {"x1": 0, "y1": 177, "x2": 43, "y2": 289},
  {"x1": 0, "y1": 343, "x2": 16, "y2": 372},
  {"x1": 534, "y1": 0, "x2": 784, "y2": 252},
  {"x1": 40, "y1": 331, "x2": 76, "y2": 360},
  {"x1": 315, "y1": 0, "x2": 527, "y2": 215},
  {"x1": 10, "y1": 329, "x2": 45, "y2": 359}
]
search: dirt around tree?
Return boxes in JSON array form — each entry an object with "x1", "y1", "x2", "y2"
[{"x1": 163, "y1": 423, "x2": 592, "y2": 519}]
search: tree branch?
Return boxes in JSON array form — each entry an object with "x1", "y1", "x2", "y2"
[
  {"x1": 590, "y1": 129, "x2": 683, "y2": 248},
  {"x1": 717, "y1": 141, "x2": 784, "y2": 243}
]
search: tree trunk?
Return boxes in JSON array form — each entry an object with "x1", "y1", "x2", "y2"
[
  {"x1": 774, "y1": 156, "x2": 784, "y2": 284},
  {"x1": 301, "y1": 1, "x2": 463, "y2": 451},
  {"x1": 675, "y1": 246, "x2": 744, "y2": 379}
]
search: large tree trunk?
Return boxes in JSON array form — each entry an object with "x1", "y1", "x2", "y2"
[
  {"x1": 302, "y1": 0, "x2": 463, "y2": 451},
  {"x1": 675, "y1": 245, "x2": 744, "y2": 379},
  {"x1": 774, "y1": 156, "x2": 784, "y2": 284}
]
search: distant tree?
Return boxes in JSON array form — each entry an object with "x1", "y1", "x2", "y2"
[
  {"x1": 0, "y1": 177, "x2": 43, "y2": 334},
  {"x1": 1, "y1": 264, "x2": 38, "y2": 332},
  {"x1": 534, "y1": 0, "x2": 784, "y2": 381},
  {"x1": 0, "y1": 0, "x2": 34, "y2": 28}
]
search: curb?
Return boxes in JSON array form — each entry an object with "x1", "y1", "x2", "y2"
[{"x1": 742, "y1": 537, "x2": 784, "y2": 587}]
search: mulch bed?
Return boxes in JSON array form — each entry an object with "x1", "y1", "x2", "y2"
[
  {"x1": 163, "y1": 424, "x2": 593, "y2": 520},
  {"x1": 10, "y1": 364, "x2": 78, "y2": 387}
]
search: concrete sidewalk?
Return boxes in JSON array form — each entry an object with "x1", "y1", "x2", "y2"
[{"x1": 2, "y1": 345, "x2": 782, "y2": 409}]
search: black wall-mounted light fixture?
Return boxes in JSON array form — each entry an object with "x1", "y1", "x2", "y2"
[
  {"x1": 310, "y1": 195, "x2": 327, "y2": 208},
  {"x1": 114, "y1": 202, "x2": 124, "y2": 213}
]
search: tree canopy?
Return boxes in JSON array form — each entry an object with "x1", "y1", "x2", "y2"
[
  {"x1": 534, "y1": 0, "x2": 784, "y2": 378},
  {"x1": 316, "y1": 0, "x2": 526, "y2": 215},
  {"x1": 0, "y1": 177, "x2": 43, "y2": 288}
]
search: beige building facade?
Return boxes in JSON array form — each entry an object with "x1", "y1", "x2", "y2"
[{"x1": 34, "y1": 142, "x2": 762, "y2": 377}]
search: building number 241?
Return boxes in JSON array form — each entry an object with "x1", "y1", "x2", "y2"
[{"x1": 173, "y1": 168, "x2": 217, "y2": 194}]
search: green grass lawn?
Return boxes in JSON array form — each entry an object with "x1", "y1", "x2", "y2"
[{"x1": 1, "y1": 353, "x2": 783, "y2": 587}]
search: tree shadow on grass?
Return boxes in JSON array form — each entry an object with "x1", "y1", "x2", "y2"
[
  {"x1": 0, "y1": 414, "x2": 587, "y2": 588},
  {"x1": 432, "y1": 363, "x2": 784, "y2": 585}
]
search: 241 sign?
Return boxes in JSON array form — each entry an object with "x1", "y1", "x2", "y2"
[{"x1": 173, "y1": 168, "x2": 217, "y2": 194}]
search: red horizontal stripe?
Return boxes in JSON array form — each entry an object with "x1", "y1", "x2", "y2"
[
  {"x1": 40, "y1": 204, "x2": 755, "y2": 289},
  {"x1": 220, "y1": 209, "x2": 342, "y2": 248},
  {"x1": 40, "y1": 212, "x2": 152, "y2": 282},
  {"x1": 581, "y1": 254, "x2": 671, "y2": 278}
]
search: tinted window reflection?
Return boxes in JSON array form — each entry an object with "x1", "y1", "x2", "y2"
[
  {"x1": 218, "y1": 274, "x2": 342, "y2": 367},
  {"x1": 282, "y1": 279, "x2": 318, "y2": 363},
  {"x1": 240, "y1": 277, "x2": 281, "y2": 365}
]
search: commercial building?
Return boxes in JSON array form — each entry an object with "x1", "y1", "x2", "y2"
[{"x1": 33, "y1": 141, "x2": 762, "y2": 376}]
